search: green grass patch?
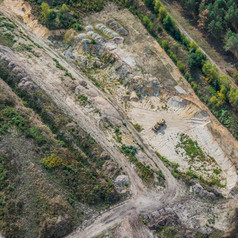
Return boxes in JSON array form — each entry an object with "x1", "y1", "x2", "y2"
[{"x1": 133, "y1": 123, "x2": 143, "y2": 132}]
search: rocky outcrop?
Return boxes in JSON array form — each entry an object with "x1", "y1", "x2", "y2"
[
  {"x1": 96, "y1": 23, "x2": 119, "y2": 38},
  {"x1": 127, "y1": 76, "x2": 161, "y2": 97},
  {"x1": 102, "y1": 161, "x2": 120, "y2": 179},
  {"x1": 107, "y1": 19, "x2": 128, "y2": 36},
  {"x1": 192, "y1": 184, "x2": 216, "y2": 200},
  {"x1": 143, "y1": 209, "x2": 199, "y2": 238},
  {"x1": 39, "y1": 214, "x2": 72, "y2": 238},
  {"x1": 0, "y1": 46, "x2": 38, "y2": 90},
  {"x1": 115, "y1": 175, "x2": 129, "y2": 186},
  {"x1": 130, "y1": 91, "x2": 139, "y2": 102}
]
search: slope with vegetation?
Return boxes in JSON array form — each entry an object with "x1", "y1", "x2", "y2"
[
  {"x1": 1, "y1": 0, "x2": 238, "y2": 237},
  {"x1": 0, "y1": 45, "x2": 122, "y2": 237}
]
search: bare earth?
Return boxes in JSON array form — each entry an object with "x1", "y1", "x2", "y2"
[{"x1": 1, "y1": 0, "x2": 238, "y2": 237}]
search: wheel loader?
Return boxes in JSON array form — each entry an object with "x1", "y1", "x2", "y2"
[{"x1": 152, "y1": 119, "x2": 166, "y2": 132}]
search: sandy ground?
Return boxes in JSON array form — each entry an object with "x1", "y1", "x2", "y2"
[
  {"x1": 128, "y1": 97, "x2": 237, "y2": 192},
  {"x1": 1, "y1": 0, "x2": 238, "y2": 237}
]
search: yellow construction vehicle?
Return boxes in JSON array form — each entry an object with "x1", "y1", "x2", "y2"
[{"x1": 152, "y1": 119, "x2": 166, "y2": 132}]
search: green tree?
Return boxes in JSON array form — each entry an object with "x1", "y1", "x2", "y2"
[
  {"x1": 158, "y1": 7, "x2": 167, "y2": 21},
  {"x1": 207, "y1": 17, "x2": 223, "y2": 39},
  {"x1": 41, "y1": 2, "x2": 50, "y2": 20},
  {"x1": 61, "y1": 3, "x2": 70, "y2": 13},
  {"x1": 202, "y1": 61, "x2": 218, "y2": 83},
  {"x1": 224, "y1": 30, "x2": 238, "y2": 58},
  {"x1": 163, "y1": 14, "x2": 175, "y2": 34},
  {"x1": 154, "y1": 0, "x2": 161, "y2": 13},
  {"x1": 188, "y1": 48, "x2": 206, "y2": 70},
  {"x1": 228, "y1": 87, "x2": 238, "y2": 111},
  {"x1": 162, "y1": 40, "x2": 169, "y2": 51}
]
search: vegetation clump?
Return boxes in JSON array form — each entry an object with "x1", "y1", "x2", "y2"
[
  {"x1": 121, "y1": 144, "x2": 154, "y2": 183},
  {"x1": 42, "y1": 153, "x2": 68, "y2": 168}
]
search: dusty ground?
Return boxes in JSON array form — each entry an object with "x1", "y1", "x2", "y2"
[
  {"x1": 1, "y1": 0, "x2": 238, "y2": 237},
  {"x1": 80, "y1": 4, "x2": 238, "y2": 195}
]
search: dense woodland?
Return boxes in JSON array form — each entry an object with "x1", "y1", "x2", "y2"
[{"x1": 174, "y1": 0, "x2": 238, "y2": 59}]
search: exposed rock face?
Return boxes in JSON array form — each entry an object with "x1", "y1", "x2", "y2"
[
  {"x1": 96, "y1": 23, "x2": 119, "y2": 38},
  {"x1": 192, "y1": 184, "x2": 216, "y2": 200},
  {"x1": 100, "y1": 151, "x2": 111, "y2": 160},
  {"x1": 68, "y1": 82, "x2": 78, "y2": 91},
  {"x1": 128, "y1": 76, "x2": 161, "y2": 97},
  {"x1": 39, "y1": 214, "x2": 72, "y2": 238},
  {"x1": 143, "y1": 209, "x2": 198, "y2": 238},
  {"x1": 0, "y1": 47, "x2": 37, "y2": 90},
  {"x1": 18, "y1": 77, "x2": 38, "y2": 91},
  {"x1": 115, "y1": 175, "x2": 129, "y2": 186},
  {"x1": 85, "y1": 25, "x2": 93, "y2": 31},
  {"x1": 79, "y1": 80, "x2": 87, "y2": 87},
  {"x1": 130, "y1": 91, "x2": 139, "y2": 102},
  {"x1": 107, "y1": 19, "x2": 128, "y2": 36},
  {"x1": 102, "y1": 161, "x2": 120, "y2": 179},
  {"x1": 167, "y1": 97, "x2": 189, "y2": 109},
  {"x1": 63, "y1": 46, "x2": 75, "y2": 61},
  {"x1": 122, "y1": 94, "x2": 130, "y2": 101}
]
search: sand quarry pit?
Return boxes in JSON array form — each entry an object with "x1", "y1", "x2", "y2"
[
  {"x1": 79, "y1": 5, "x2": 238, "y2": 195},
  {"x1": 128, "y1": 96, "x2": 237, "y2": 194}
]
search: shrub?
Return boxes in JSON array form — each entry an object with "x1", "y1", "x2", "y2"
[
  {"x1": 162, "y1": 40, "x2": 169, "y2": 51},
  {"x1": 188, "y1": 48, "x2": 206, "y2": 70},
  {"x1": 73, "y1": 23, "x2": 83, "y2": 31},
  {"x1": 41, "y1": 2, "x2": 50, "y2": 20},
  {"x1": 61, "y1": 4, "x2": 70, "y2": 12},
  {"x1": 42, "y1": 153, "x2": 68, "y2": 168},
  {"x1": 163, "y1": 14, "x2": 176, "y2": 34},
  {"x1": 157, "y1": 25, "x2": 163, "y2": 33},
  {"x1": 177, "y1": 60, "x2": 185, "y2": 73},
  {"x1": 133, "y1": 123, "x2": 143, "y2": 132},
  {"x1": 29, "y1": 126, "x2": 47, "y2": 145},
  {"x1": 158, "y1": 6, "x2": 167, "y2": 21}
]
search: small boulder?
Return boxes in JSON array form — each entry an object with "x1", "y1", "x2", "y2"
[
  {"x1": 68, "y1": 82, "x2": 77, "y2": 91},
  {"x1": 122, "y1": 94, "x2": 130, "y2": 101},
  {"x1": 130, "y1": 91, "x2": 139, "y2": 102},
  {"x1": 85, "y1": 25, "x2": 93, "y2": 31},
  {"x1": 100, "y1": 151, "x2": 111, "y2": 160},
  {"x1": 115, "y1": 175, "x2": 129, "y2": 186}
]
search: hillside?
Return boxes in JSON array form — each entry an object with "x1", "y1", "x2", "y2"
[{"x1": 0, "y1": 0, "x2": 238, "y2": 237}]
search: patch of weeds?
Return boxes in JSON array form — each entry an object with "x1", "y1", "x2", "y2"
[
  {"x1": 0, "y1": 33, "x2": 15, "y2": 47},
  {"x1": 0, "y1": 107, "x2": 27, "y2": 134},
  {"x1": 53, "y1": 58, "x2": 65, "y2": 70},
  {"x1": 0, "y1": 21, "x2": 15, "y2": 30},
  {"x1": 213, "y1": 169, "x2": 221, "y2": 175},
  {"x1": 121, "y1": 144, "x2": 154, "y2": 183},
  {"x1": 18, "y1": 43, "x2": 39, "y2": 57},
  {"x1": 77, "y1": 94, "x2": 90, "y2": 106},
  {"x1": 64, "y1": 72, "x2": 75, "y2": 80},
  {"x1": 88, "y1": 75, "x2": 101, "y2": 88},
  {"x1": 156, "y1": 152, "x2": 225, "y2": 188},
  {"x1": 177, "y1": 133, "x2": 205, "y2": 161},
  {"x1": 142, "y1": 216, "x2": 147, "y2": 225},
  {"x1": 133, "y1": 123, "x2": 143, "y2": 132},
  {"x1": 114, "y1": 127, "x2": 122, "y2": 143},
  {"x1": 28, "y1": 126, "x2": 47, "y2": 145}
]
